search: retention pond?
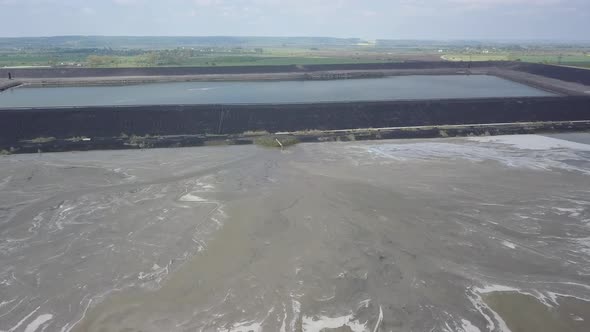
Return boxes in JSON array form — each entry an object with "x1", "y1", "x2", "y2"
[{"x1": 0, "y1": 75, "x2": 554, "y2": 108}]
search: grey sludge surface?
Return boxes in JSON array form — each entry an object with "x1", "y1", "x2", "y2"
[{"x1": 1, "y1": 135, "x2": 590, "y2": 331}]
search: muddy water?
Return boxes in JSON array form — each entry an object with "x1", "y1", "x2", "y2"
[
  {"x1": 1, "y1": 135, "x2": 590, "y2": 331},
  {"x1": 484, "y1": 292, "x2": 590, "y2": 332}
]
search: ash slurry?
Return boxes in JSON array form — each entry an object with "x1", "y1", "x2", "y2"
[{"x1": 1, "y1": 135, "x2": 590, "y2": 331}]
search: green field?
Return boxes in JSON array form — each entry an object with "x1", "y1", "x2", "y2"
[
  {"x1": 0, "y1": 49, "x2": 391, "y2": 68},
  {"x1": 1, "y1": 36, "x2": 589, "y2": 69},
  {"x1": 93, "y1": 55, "x2": 388, "y2": 68},
  {"x1": 442, "y1": 53, "x2": 590, "y2": 68}
]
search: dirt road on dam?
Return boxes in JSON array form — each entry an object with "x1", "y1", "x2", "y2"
[{"x1": 1, "y1": 135, "x2": 590, "y2": 331}]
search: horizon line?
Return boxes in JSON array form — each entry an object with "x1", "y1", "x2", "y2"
[{"x1": 1, "y1": 35, "x2": 590, "y2": 43}]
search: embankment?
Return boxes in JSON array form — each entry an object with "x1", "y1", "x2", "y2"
[
  {"x1": 1, "y1": 96, "x2": 589, "y2": 153},
  {"x1": 1, "y1": 61, "x2": 590, "y2": 153},
  {"x1": 0, "y1": 80, "x2": 21, "y2": 92},
  {"x1": 3, "y1": 62, "x2": 588, "y2": 84},
  {"x1": 0, "y1": 61, "x2": 506, "y2": 79},
  {"x1": 509, "y1": 62, "x2": 590, "y2": 86},
  {"x1": 3, "y1": 62, "x2": 589, "y2": 96}
]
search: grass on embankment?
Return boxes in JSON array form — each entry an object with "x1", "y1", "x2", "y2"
[
  {"x1": 25, "y1": 137, "x2": 56, "y2": 143},
  {"x1": 254, "y1": 136, "x2": 299, "y2": 148},
  {"x1": 442, "y1": 53, "x2": 590, "y2": 68}
]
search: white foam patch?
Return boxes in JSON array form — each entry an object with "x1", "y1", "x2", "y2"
[
  {"x1": 358, "y1": 299, "x2": 371, "y2": 309},
  {"x1": 553, "y1": 207, "x2": 584, "y2": 218},
  {"x1": 476, "y1": 285, "x2": 521, "y2": 294},
  {"x1": 373, "y1": 306, "x2": 383, "y2": 332},
  {"x1": 290, "y1": 298, "x2": 301, "y2": 332},
  {"x1": 365, "y1": 142, "x2": 488, "y2": 162},
  {"x1": 545, "y1": 291, "x2": 590, "y2": 306},
  {"x1": 24, "y1": 314, "x2": 53, "y2": 332},
  {"x1": 138, "y1": 260, "x2": 171, "y2": 289},
  {"x1": 8, "y1": 306, "x2": 41, "y2": 332},
  {"x1": 179, "y1": 193, "x2": 208, "y2": 202},
  {"x1": 279, "y1": 303, "x2": 288, "y2": 332},
  {"x1": 225, "y1": 320, "x2": 262, "y2": 332},
  {"x1": 302, "y1": 314, "x2": 366, "y2": 332},
  {"x1": 460, "y1": 319, "x2": 481, "y2": 332},
  {"x1": 470, "y1": 135, "x2": 590, "y2": 151},
  {"x1": 0, "y1": 175, "x2": 12, "y2": 189},
  {"x1": 361, "y1": 137, "x2": 590, "y2": 175},
  {"x1": 112, "y1": 167, "x2": 136, "y2": 181},
  {"x1": 502, "y1": 241, "x2": 516, "y2": 249},
  {"x1": 468, "y1": 289, "x2": 513, "y2": 332},
  {"x1": 574, "y1": 237, "x2": 590, "y2": 255},
  {"x1": 180, "y1": 179, "x2": 216, "y2": 202}
]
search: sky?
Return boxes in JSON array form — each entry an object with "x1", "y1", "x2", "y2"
[{"x1": 0, "y1": 0, "x2": 588, "y2": 40}]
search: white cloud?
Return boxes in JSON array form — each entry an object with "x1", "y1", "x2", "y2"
[
  {"x1": 112, "y1": 0, "x2": 144, "y2": 5},
  {"x1": 1, "y1": 0, "x2": 588, "y2": 38}
]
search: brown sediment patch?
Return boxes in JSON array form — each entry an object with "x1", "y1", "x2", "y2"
[{"x1": 484, "y1": 292, "x2": 590, "y2": 332}]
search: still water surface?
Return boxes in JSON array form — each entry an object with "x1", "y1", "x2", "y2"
[{"x1": 0, "y1": 75, "x2": 554, "y2": 107}]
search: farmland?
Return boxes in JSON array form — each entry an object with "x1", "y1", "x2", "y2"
[{"x1": 0, "y1": 36, "x2": 589, "y2": 69}]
